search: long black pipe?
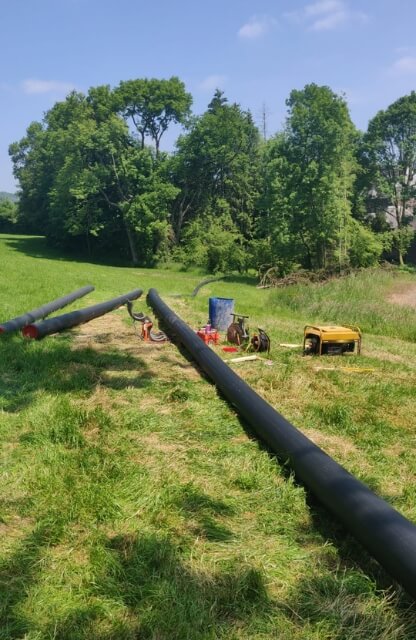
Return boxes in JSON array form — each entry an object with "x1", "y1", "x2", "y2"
[
  {"x1": 0, "y1": 285, "x2": 95, "y2": 333},
  {"x1": 23, "y1": 289, "x2": 142, "y2": 339},
  {"x1": 148, "y1": 288, "x2": 416, "y2": 598}
]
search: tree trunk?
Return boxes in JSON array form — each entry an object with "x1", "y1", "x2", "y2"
[
  {"x1": 86, "y1": 213, "x2": 92, "y2": 258},
  {"x1": 299, "y1": 230, "x2": 313, "y2": 269},
  {"x1": 175, "y1": 205, "x2": 187, "y2": 243},
  {"x1": 125, "y1": 223, "x2": 139, "y2": 266},
  {"x1": 85, "y1": 231, "x2": 91, "y2": 258},
  {"x1": 174, "y1": 195, "x2": 193, "y2": 243}
]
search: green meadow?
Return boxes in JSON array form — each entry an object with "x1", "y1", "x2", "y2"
[{"x1": 1, "y1": 234, "x2": 416, "y2": 639}]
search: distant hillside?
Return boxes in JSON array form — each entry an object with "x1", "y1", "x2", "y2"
[{"x1": 0, "y1": 191, "x2": 18, "y2": 203}]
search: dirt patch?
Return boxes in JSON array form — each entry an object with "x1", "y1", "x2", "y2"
[
  {"x1": 230, "y1": 434, "x2": 249, "y2": 444},
  {"x1": 72, "y1": 311, "x2": 139, "y2": 353},
  {"x1": 133, "y1": 394, "x2": 173, "y2": 414},
  {"x1": 388, "y1": 283, "x2": 416, "y2": 309},
  {"x1": 0, "y1": 516, "x2": 34, "y2": 545},
  {"x1": 383, "y1": 442, "x2": 407, "y2": 458},
  {"x1": 140, "y1": 433, "x2": 185, "y2": 453},
  {"x1": 82, "y1": 385, "x2": 118, "y2": 411},
  {"x1": 71, "y1": 310, "x2": 202, "y2": 388},
  {"x1": 304, "y1": 428, "x2": 358, "y2": 457},
  {"x1": 49, "y1": 544, "x2": 90, "y2": 567}
]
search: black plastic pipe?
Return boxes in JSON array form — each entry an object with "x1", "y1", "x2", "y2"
[
  {"x1": 0, "y1": 285, "x2": 95, "y2": 333},
  {"x1": 148, "y1": 288, "x2": 416, "y2": 598},
  {"x1": 23, "y1": 289, "x2": 142, "y2": 339}
]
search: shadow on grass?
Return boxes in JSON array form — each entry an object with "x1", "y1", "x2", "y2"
[
  {"x1": 49, "y1": 532, "x2": 270, "y2": 640},
  {"x1": 283, "y1": 569, "x2": 416, "y2": 639},
  {"x1": 188, "y1": 273, "x2": 258, "y2": 297},
  {"x1": 220, "y1": 274, "x2": 258, "y2": 287},
  {"x1": 0, "y1": 334, "x2": 154, "y2": 412},
  {"x1": 0, "y1": 530, "x2": 272, "y2": 639},
  {"x1": 173, "y1": 483, "x2": 235, "y2": 542},
  {"x1": 3, "y1": 235, "x2": 131, "y2": 268},
  {"x1": 3, "y1": 526, "x2": 414, "y2": 640},
  {"x1": 0, "y1": 523, "x2": 65, "y2": 639}
]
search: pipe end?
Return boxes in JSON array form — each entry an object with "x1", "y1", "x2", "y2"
[{"x1": 22, "y1": 325, "x2": 39, "y2": 339}]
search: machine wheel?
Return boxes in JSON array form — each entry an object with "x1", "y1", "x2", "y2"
[{"x1": 227, "y1": 322, "x2": 245, "y2": 345}]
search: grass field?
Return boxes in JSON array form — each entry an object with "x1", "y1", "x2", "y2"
[{"x1": 1, "y1": 234, "x2": 416, "y2": 639}]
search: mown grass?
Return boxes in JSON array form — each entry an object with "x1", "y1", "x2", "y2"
[{"x1": 1, "y1": 234, "x2": 416, "y2": 638}]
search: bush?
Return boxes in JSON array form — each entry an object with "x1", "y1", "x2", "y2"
[
  {"x1": 0, "y1": 200, "x2": 18, "y2": 232},
  {"x1": 181, "y1": 211, "x2": 248, "y2": 273},
  {"x1": 348, "y1": 220, "x2": 383, "y2": 268}
]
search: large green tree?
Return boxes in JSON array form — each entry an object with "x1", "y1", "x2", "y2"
[
  {"x1": 10, "y1": 85, "x2": 178, "y2": 265},
  {"x1": 171, "y1": 90, "x2": 261, "y2": 245},
  {"x1": 48, "y1": 110, "x2": 177, "y2": 265},
  {"x1": 254, "y1": 133, "x2": 295, "y2": 274},
  {"x1": 361, "y1": 92, "x2": 416, "y2": 264},
  {"x1": 261, "y1": 84, "x2": 358, "y2": 270}
]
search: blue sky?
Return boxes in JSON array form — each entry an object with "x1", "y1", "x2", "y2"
[{"x1": 2, "y1": 0, "x2": 416, "y2": 191}]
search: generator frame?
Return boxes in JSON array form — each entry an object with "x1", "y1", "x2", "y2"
[{"x1": 303, "y1": 324, "x2": 362, "y2": 356}]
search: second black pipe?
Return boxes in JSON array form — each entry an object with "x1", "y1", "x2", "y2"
[
  {"x1": 23, "y1": 289, "x2": 143, "y2": 339},
  {"x1": 0, "y1": 285, "x2": 95, "y2": 333}
]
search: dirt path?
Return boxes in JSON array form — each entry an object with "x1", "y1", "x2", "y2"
[
  {"x1": 72, "y1": 310, "x2": 139, "y2": 354},
  {"x1": 389, "y1": 283, "x2": 416, "y2": 308},
  {"x1": 71, "y1": 308, "x2": 201, "y2": 381}
]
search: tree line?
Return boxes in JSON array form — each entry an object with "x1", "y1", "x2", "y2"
[{"x1": 4, "y1": 77, "x2": 416, "y2": 273}]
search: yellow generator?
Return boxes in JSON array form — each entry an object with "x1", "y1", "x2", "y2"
[{"x1": 303, "y1": 324, "x2": 361, "y2": 356}]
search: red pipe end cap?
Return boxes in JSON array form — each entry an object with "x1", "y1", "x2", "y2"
[{"x1": 22, "y1": 325, "x2": 39, "y2": 339}]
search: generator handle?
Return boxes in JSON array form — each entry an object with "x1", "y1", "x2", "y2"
[{"x1": 304, "y1": 324, "x2": 322, "y2": 333}]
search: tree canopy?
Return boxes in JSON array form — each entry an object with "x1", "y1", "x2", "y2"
[
  {"x1": 361, "y1": 92, "x2": 416, "y2": 264},
  {"x1": 256, "y1": 85, "x2": 361, "y2": 272},
  {"x1": 8, "y1": 78, "x2": 416, "y2": 271},
  {"x1": 114, "y1": 77, "x2": 192, "y2": 154}
]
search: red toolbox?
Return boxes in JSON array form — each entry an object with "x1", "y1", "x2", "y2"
[{"x1": 196, "y1": 329, "x2": 220, "y2": 345}]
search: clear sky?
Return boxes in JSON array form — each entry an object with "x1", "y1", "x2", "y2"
[{"x1": 1, "y1": 0, "x2": 416, "y2": 192}]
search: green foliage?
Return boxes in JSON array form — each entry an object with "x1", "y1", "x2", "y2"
[
  {"x1": 254, "y1": 133, "x2": 299, "y2": 273},
  {"x1": 10, "y1": 84, "x2": 180, "y2": 265},
  {"x1": 9, "y1": 121, "x2": 53, "y2": 235},
  {"x1": 260, "y1": 84, "x2": 359, "y2": 271},
  {"x1": 181, "y1": 207, "x2": 247, "y2": 273},
  {"x1": 347, "y1": 220, "x2": 383, "y2": 268},
  {"x1": 391, "y1": 227, "x2": 415, "y2": 263},
  {"x1": 7, "y1": 79, "x2": 416, "y2": 274},
  {"x1": 125, "y1": 173, "x2": 178, "y2": 265},
  {"x1": 0, "y1": 200, "x2": 18, "y2": 231},
  {"x1": 171, "y1": 90, "x2": 261, "y2": 242},
  {"x1": 362, "y1": 92, "x2": 416, "y2": 264},
  {"x1": 114, "y1": 77, "x2": 192, "y2": 153}
]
